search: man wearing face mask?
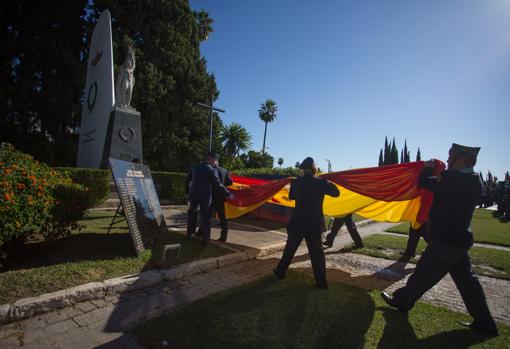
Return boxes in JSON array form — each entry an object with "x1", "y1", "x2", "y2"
[{"x1": 381, "y1": 143, "x2": 498, "y2": 336}]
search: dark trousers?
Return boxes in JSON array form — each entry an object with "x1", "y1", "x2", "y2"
[
  {"x1": 213, "y1": 197, "x2": 228, "y2": 240},
  {"x1": 187, "y1": 200, "x2": 212, "y2": 243},
  {"x1": 392, "y1": 242, "x2": 497, "y2": 329},
  {"x1": 404, "y1": 224, "x2": 429, "y2": 256},
  {"x1": 326, "y1": 215, "x2": 363, "y2": 247},
  {"x1": 275, "y1": 230, "x2": 327, "y2": 287}
]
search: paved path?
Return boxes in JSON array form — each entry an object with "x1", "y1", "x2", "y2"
[{"x1": 1, "y1": 219, "x2": 509, "y2": 349}]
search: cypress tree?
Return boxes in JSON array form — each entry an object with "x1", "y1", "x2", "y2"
[
  {"x1": 416, "y1": 147, "x2": 421, "y2": 161},
  {"x1": 383, "y1": 136, "x2": 389, "y2": 165},
  {"x1": 390, "y1": 138, "x2": 398, "y2": 164},
  {"x1": 378, "y1": 149, "x2": 383, "y2": 166},
  {"x1": 400, "y1": 149, "x2": 404, "y2": 164}
]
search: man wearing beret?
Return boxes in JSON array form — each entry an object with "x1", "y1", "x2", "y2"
[
  {"x1": 274, "y1": 157, "x2": 340, "y2": 289},
  {"x1": 381, "y1": 143, "x2": 498, "y2": 335},
  {"x1": 186, "y1": 152, "x2": 232, "y2": 245}
]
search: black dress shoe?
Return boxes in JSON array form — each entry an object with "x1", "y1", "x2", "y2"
[
  {"x1": 354, "y1": 243, "x2": 364, "y2": 249},
  {"x1": 217, "y1": 237, "x2": 227, "y2": 242},
  {"x1": 459, "y1": 321, "x2": 499, "y2": 336},
  {"x1": 400, "y1": 251, "x2": 415, "y2": 258},
  {"x1": 273, "y1": 268, "x2": 284, "y2": 279},
  {"x1": 380, "y1": 292, "x2": 407, "y2": 313}
]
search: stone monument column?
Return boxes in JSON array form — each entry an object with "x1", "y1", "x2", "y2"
[{"x1": 77, "y1": 10, "x2": 115, "y2": 169}]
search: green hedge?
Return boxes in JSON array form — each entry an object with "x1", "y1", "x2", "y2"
[
  {"x1": 56, "y1": 167, "x2": 111, "y2": 207},
  {"x1": 152, "y1": 171, "x2": 188, "y2": 203}
]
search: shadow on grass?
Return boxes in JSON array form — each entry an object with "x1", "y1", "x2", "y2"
[
  {"x1": 0, "y1": 232, "x2": 135, "y2": 271},
  {"x1": 377, "y1": 307, "x2": 494, "y2": 348}
]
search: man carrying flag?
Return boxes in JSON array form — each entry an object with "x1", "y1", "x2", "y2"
[{"x1": 381, "y1": 143, "x2": 498, "y2": 336}]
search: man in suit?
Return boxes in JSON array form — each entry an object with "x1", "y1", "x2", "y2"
[
  {"x1": 212, "y1": 159, "x2": 233, "y2": 241},
  {"x1": 323, "y1": 214, "x2": 364, "y2": 248},
  {"x1": 381, "y1": 143, "x2": 498, "y2": 336},
  {"x1": 186, "y1": 152, "x2": 231, "y2": 245},
  {"x1": 274, "y1": 157, "x2": 340, "y2": 289}
]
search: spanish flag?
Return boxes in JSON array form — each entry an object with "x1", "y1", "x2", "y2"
[{"x1": 225, "y1": 160, "x2": 445, "y2": 229}]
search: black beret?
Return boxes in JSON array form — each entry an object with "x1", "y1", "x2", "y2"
[{"x1": 299, "y1": 157, "x2": 315, "y2": 170}]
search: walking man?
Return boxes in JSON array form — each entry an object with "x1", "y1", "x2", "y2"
[
  {"x1": 274, "y1": 157, "x2": 340, "y2": 289},
  {"x1": 186, "y1": 152, "x2": 231, "y2": 245},
  {"x1": 381, "y1": 143, "x2": 498, "y2": 335},
  {"x1": 212, "y1": 158, "x2": 233, "y2": 241},
  {"x1": 323, "y1": 214, "x2": 364, "y2": 248}
]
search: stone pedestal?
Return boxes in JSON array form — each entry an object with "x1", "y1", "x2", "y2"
[{"x1": 101, "y1": 106, "x2": 143, "y2": 168}]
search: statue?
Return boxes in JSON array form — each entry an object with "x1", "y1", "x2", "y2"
[{"x1": 115, "y1": 45, "x2": 136, "y2": 108}]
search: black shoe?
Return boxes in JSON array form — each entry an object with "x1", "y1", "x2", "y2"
[
  {"x1": 380, "y1": 292, "x2": 407, "y2": 313},
  {"x1": 354, "y1": 243, "x2": 364, "y2": 249},
  {"x1": 195, "y1": 230, "x2": 203, "y2": 237},
  {"x1": 400, "y1": 251, "x2": 415, "y2": 258},
  {"x1": 273, "y1": 268, "x2": 284, "y2": 279},
  {"x1": 217, "y1": 237, "x2": 226, "y2": 242},
  {"x1": 314, "y1": 282, "x2": 328, "y2": 289},
  {"x1": 323, "y1": 240, "x2": 333, "y2": 248},
  {"x1": 459, "y1": 321, "x2": 499, "y2": 336}
]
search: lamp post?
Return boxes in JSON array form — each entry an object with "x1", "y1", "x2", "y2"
[{"x1": 197, "y1": 92, "x2": 225, "y2": 152}]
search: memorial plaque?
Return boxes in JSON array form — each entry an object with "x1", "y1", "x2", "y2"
[{"x1": 109, "y1": 158, "x2": 167, "y2": 254}]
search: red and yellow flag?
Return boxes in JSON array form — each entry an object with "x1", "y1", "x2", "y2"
[{"x1": 225, "y1": 161, "x2": 445, "y2": 229}]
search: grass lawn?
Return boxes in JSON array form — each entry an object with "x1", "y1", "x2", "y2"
[
  {"x1": 0, "y1": 210, "x2": 230, "y2": 304},
  {"x1": 385, "y1": 209, "x2": 510, "y2": 247},
  {"x1": 132, "y1": 271, "x2": 509, "y2": 349},
  {"x1": 352, "y1": 234, "x2": 510, "y2": 279}
]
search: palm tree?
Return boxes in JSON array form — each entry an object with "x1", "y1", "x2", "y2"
[
  {"x1": 220, "y1": 122, "x2": 252, "y2": 158},
  {"x1": 194, "y1": 10, "x2": 214, "y2": 41},
  {"x1": 258, "y1": 99, "x2": 278, "y2": 154}
]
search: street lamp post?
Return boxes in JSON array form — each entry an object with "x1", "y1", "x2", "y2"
[{"x1": 197, "y1": 92, "x2": 225, "y2": 152}]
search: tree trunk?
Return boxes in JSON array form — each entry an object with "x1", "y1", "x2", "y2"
[{"x1": 262, "y1": 122, "x2": 268, "y2": 154}]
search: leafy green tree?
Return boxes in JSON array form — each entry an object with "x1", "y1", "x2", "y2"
[
  {"x1": 240, "y1": 150, "x2": 274, "y2": 168},
  {"x1": 220, "y1": 122, "x2": 252, "y2": 158},
  {"x1": 278, "y1": 157, "x2": 284, "y2": 167},
  {"x1": 0, "y1": 0, "x2": 87, "y2": 166},
  {"x1": 92, "y1": 0, "x2": 219, "y2": 171},
  {"x1": 193, "y1": 9, "x2": 214, "y2": 41},
  {"x1": 258, "y1": 99, "x2": 278, "y2": 154}
]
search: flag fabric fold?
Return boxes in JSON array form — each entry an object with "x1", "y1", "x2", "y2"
[{"x1": 225, "y1": 160, "x2": 445, "y2": 228}]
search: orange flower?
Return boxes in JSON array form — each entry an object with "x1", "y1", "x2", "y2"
[{"x1": 4, "y1": 193, "x2": 10, "y2": 201}]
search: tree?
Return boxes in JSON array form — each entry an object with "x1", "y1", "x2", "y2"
[
  {"x1": 193, "y1": 9, "x2": 214, "y2": 41},
  {"x1": 295, "y1": 161, "x2": 301, "y2": 169},
  {"x1": 416, "y1": 147, "x2": 421, "y2": 161},
  {"x1": 383, "y1": 136, "x2": 389, "y2": 165},
  {"x1": 258, "y1": 99, "x2": 278, "y2": 154},
  {"x1": 378, "y1": 149, "x2": 383, "y2": 166},
  {"x1": 240, "y1": 150, "x2": 273, "y2": 169},
  {"x1": 403, "y1": 140, "x2": 410, "y2": 163},
  {"x1": 220, "y1": 122, "x2": 252, "y2": 158},
  {"x1": 278, "y1": 157, "x2": 284, "y2": 167},
  {"x1": 92, "y1": 0, "x2": 219, "y2": 171},
  {"x1": 0, "y1": 0, "x2": 88, "y2": 166},
  {"x1": 400, "y1": 149, "x2": 404, "y2": 164},
  {"x1": 390, "y1": 138, "x2": 398, "y2": 164}
]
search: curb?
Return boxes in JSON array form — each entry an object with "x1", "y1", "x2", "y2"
[{"x1": 0, "y1": 250, "x2": 256, "y2": 325}]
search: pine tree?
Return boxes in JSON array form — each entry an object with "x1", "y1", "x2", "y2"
[
  {"x1": 416, "y1": 148, "x2": 421, "y2": 161},
  {"x1": 403, "y1": 140, "x2": 410, "y2": 163},
  {"x1": 400, "y1": 149, "x2": 404, "y2": 164},
  {"x1": 378, "y1": 149, "x2": 383, "y2": 166},
  {"x1": 383, "y1": 136, "x2": 389, "y2": 165}
]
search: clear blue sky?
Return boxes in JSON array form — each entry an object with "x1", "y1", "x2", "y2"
[{"x1": 190, "y1": 0, "x2": 510, "y2": 178}]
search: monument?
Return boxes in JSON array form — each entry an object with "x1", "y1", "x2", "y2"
[
  {"x1": 77, "y1": 10, "x2": 143, "y2": 168},
  {"x1": 101, "y1": 44, "x2": 143, "y2": 166},
  {"x1": 77, "y1": 10, "x2": 115, "y2": 168}
]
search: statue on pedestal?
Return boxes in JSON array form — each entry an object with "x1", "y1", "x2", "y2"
[{"x1": 115, "y1": 45, "x2": 136, "y2": 108}]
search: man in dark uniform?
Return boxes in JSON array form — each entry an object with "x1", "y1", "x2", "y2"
[
  {"x1": 381, "y1": 143, "x2": 498, "y2": 335},
  {"x1": 401, "y1": 223, "x2": 429, "y2": 258},
  {"x1": 274, "y1": 157, "x2": 340, "y2": 289},
  {"x1": 186, "y1": 152, "x2": 231, "y2": 245},
  {"x1": 323, "y1": 214, "x2": 364, "y2": 248},
  {"x1": 212, "y1": 158, "x2": 233, "y2": 241}
]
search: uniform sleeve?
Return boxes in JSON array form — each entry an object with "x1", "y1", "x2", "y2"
[
  {"x1": 418, "y1": 167, "x2": 438, "y2": 192},
  {"x1": 289, "y1": 180, "x2": 296, "y2": 200},
  {"x1": 325, "y1": 179, "x2": 340, "y2": 197},
  {"x1": 185, "y1": 169, "x2": 192, "y2": 195},
  {"x1": 210, "y1": 167, "x2": 230, "y2": 197}
]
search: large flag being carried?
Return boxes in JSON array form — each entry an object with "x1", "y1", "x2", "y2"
[{"x1": 225, "y1": 160, "x2": 445, "y2": 229}]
